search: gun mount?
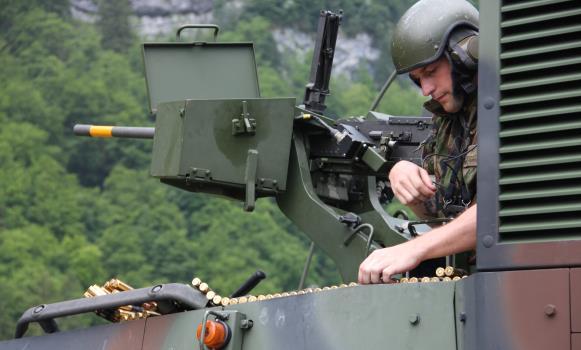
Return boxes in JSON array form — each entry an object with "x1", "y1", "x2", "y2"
[{"x1": 72, "y1": 11, "x2": 432, "y2": 282}]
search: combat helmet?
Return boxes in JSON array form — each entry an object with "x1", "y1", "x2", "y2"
[{"x1": 391, "y1": 0, "x2": 479, "y2": 74}]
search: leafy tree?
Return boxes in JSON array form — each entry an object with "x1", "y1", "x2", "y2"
[{"x1": 96, "y1": 0, "x2": 134, "y2": 53}]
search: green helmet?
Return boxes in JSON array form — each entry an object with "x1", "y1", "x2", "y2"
[{"x1": 391, "y1": 0, "x2": 479, "y2": 74}]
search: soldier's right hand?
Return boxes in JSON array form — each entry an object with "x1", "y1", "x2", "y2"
[{"x1": 388, "y1": 160, "x2": 436, "y2": 205}]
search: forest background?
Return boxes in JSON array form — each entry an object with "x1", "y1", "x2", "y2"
[{"x1": 0, "y1": 0, "x2": 472, "y2": 338}]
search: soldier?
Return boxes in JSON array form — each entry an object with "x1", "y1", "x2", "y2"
[{"x1": 359, "y1": 0, "x2": 479, "y2": 284}]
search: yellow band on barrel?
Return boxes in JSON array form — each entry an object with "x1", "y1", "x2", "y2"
[{"x1": 89, "y1": 126, "x2": 113, "y2": 138}]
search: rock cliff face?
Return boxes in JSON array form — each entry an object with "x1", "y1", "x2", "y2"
[{"x1": 71, "y1": 0, "x2": 379, "y2": 76}]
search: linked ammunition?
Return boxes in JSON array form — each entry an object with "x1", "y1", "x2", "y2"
[
  {"x1": 248, "y1": 295, "x2": 258, "y2": 302},
  {"x1": 281, "y1": 292, "x2": 290, "y2": 297},
  {"x1": 444, "y1": 266, "x2": 467, "y2": 277},
  {"x1": 265, "y1": 295, "x2": 274, "y2": 300},
  {"x1": 421, "y1": 277, "x2": 431, "y2": 283},
  {"x1": 442, "y1": 277, "x2": 452, "y2": 282},
  {"x1": 106, "y1": 279, "x2": 133, "y2": 292},
  {"x1": 408, "y1": 277, "x2": 419, "y2": 283},
  {"x1": 221, "y1": 297, "x2": 230, "y2": 306},
  {"x1": 229, "y1": 298, "x2": 239, "y2": 305},
  {"x1": 258, "y1": 295, "x2": 266, "y2": 301},
  {"x1": 400, "y1": 277, "x2": 409, "y2": 283},
  {"x1": 431, "y1": 277, "x2": 440, "y2": 282},
  {"x1": 349, "y1": 282, "x2": 358, "y2": 287},
  {"x1": 199, "y1": 283, "x2": 209, "y2": 293},
  {"x1": 191, "y1": 277, "x2": 202, "y2": 287},
  {"x1": 322, "y1": 287, "x2": 331, "y2": 291},
  {"x1": 340, "y1": 284, "x2": 348, "y2": 288},
  {"x1": 330, "y1": 285, "x2": 339, "y2": 289},
  {"x1": 435, "y1": 267, "x2": 446, "y2": 277},
  {"x1": 206, "y1": 290, "x2": 216, "y2": 300},
  {"x1": 452, "y1": 276, "x2": 462, "y2": 281},
  {"x1": 212, "y1": 295, "x2": 222, "y2": 305},
  {"x1": 314, "y1": 288, "x2": 322, "y2": 292},
  {"x1": 238, "y1": 296, "x2": 248, "y2": 304}
]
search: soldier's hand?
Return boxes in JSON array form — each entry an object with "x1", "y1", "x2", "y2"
[
  {"x1": 358, "y1": 242, "x2": 424, "y2": 284},
  {"x1": 389, "y1": 160, "x2": 436, "y2": 205}
]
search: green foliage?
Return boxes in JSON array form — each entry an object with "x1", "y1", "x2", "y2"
[{"x1": 96, "y1": 0, "x2": 134, "y2": 52}]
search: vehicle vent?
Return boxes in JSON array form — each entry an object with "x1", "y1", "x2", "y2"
[{"x1": 498, "y1": 0, "x2": 581, "y2": 242}]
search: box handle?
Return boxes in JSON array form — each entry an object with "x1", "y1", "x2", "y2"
[{"x1": 176, "y1": 24, "x2": 220, "y2": 41}]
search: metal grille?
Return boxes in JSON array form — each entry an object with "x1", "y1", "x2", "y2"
[{"x1": 498, "y1": 0, "x2": 581, "y2": 241}]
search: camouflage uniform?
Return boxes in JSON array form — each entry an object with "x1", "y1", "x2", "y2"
[{"x1": 421, "y1": 93, "x2": 477, "y2": 218}]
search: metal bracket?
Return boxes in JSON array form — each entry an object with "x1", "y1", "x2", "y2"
[
  {"x1": 189, "y1": 167, "x2": 212, "y2": 180},
  {"x1": 232, "y1": 101, "x2": 256, "y2": 136},
  {"x1": 258, "y1": 178, "x2": 278, "y2": 191},
  {"x1": 244, "y1": 149, "x2": 259, "y2": 211}
]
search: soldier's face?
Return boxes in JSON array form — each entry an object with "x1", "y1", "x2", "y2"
[{"x1": 409, "y1": 57, "x2": 462, "y2": 113}]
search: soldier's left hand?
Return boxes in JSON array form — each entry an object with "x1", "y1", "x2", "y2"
[{"x1": 357, "y1": 241, "x2": 424, "y2": 284}]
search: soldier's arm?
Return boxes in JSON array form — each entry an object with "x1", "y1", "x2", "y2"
[{"x1": 358, "y1": 204, "x2": 477, "y2": 284}]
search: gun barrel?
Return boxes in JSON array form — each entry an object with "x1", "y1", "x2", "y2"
[{"x1": 73, "y1": 124, "x2": 155, "y2": 139}]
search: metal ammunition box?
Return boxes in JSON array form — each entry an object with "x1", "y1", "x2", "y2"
[{"x1": 143, "y1": 41, "x2": 295, "y2": 207}]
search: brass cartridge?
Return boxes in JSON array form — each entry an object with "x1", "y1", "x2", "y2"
[
  {"x1": 408, "y1": 277, "x2": 419, "y2": 283},
  {"x1": 199, "y1": 283, "x2": 209, "y2": 293},
  {"x1": 442, "y1": 277, "x2": 452, "y2": 282},
  {"x1": 229, "y1": 298, "x2": 238, "y2": 305},
  {"x1": 248, "y1": 295, "x2": 258, "y2": 302},
  {"x1": 191, "y1": 277, "x2": 202, "y2": 287},
  {"x1": 212, "y1": 295, "x2": 222, "y2": 305},
  {"x1": 444, "y1": 266, "x2": 455, "y2": 277},
  {"x1": 431, "y1": 277, "x2": 440, "y2": 282},
  {"x1": 444, "y1": 266, "x2": 467, "y2": 277},
  {"x1": 289, "y1": 291, "x2": 298, "y2": 296},
  {"x1": 348, "y1": 282, "x2": 358, "y2": 287},
  {"x1": 339, "y1": 284, "x2": 348, "y2": 288},
  {"x1": 258, "y1": 295, "x2": 266, "y2": 301},
  {"x1": 452, "y1": 276, "x2": 462, "y2": 281},
  {"x1": 399, "y1": 277, "x2": 409, "y2": 283},
  {"x1": 238, "y1": 296, "x2": 248, "y2": 304},
  {"x1": 421, "y1": 277, "x2": 431, "y2": 283},
  {"x1": 221, "y1": 297, "x2": 230, "y2": 306},
  {"x1": 206, "y1": 290, "x2": 216, "y2": 300},
  {"x1": 435, "y1": 267, "x2": 446, "y2": 277}
]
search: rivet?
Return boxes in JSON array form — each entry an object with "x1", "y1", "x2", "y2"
[
  {"x1": 409, "y1": 313, "x2": 420, "y2": 325},
  {"x1": 459, "y1": 312, "x2": 467, "y2": 323},
  {"x1": 484, "y1": 98, "x2": 495, "y2": 110},
  {"x1": 482, "y1": 235, "x2": 494, "y2": 248},
  {"x1": 544, "y1": 304, "x2": 556, "y2": 317}
]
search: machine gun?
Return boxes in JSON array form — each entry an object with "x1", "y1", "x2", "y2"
[{"x1": 73, "y1": 11, "x2": 432, "y2": 281}]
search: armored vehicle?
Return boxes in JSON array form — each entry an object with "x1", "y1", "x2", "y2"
[{"x1": 1, "y1": 1, "x2": 581, "y2": 349}]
